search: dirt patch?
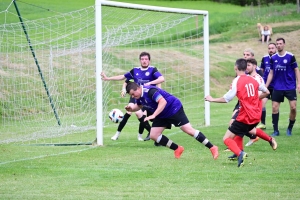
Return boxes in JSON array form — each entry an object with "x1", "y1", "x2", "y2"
[{"x1": 209, "y1": 25, "x2": 300, "y2": 94}]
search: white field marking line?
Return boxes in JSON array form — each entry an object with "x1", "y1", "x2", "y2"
[
  {"x1": 0, "y1": 130, "x2": 183, "y2": 165},
  {"x1": 0, "y1": 146, "x2": 96, "y2": 165}
]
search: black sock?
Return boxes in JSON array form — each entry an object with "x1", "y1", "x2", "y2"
[
  {"x1": 272, "y1": 113, "x2": 279, "y2": 132},
  {"x1": 117, "y1": 113, "x2": 131, "y2": 132},
  {"x1": 288, "y1": 119, "x2": 296, "y2": 130},
  {"x1": 245, "y1": 132, "x2": 256, "y2": 139},
  {"x1": 138, "y1": 121, "x2": 144, "y2": 135},
  {"x1": 195, "y1": 131, "x2": 213, "y2": 149},
  {"x1": 261, "y1": 109, "x2": 266, "y2": 125},
  {"x1": 157, "y1": 135, "x2": 178, "y2": 150},
  {"x1": 139, "y1": 115, "x2": 151, "y2": 132}
]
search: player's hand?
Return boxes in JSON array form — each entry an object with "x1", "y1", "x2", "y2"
[
  {"x1": 205, "y1": 95, "x2": 213, "y2": 102},
  {"x1": 125, "y1": 105, "x2": 133, "y2": 112},
  {"x1": 100, "y1": 72, "x2": 108, "y2": 80},
  {"x1": 297, "y1": 83, "x2": 300, "y2": 93},
  {"x1": 144, "y1": 115, "x2": 155, "y2": 122},
  {"x1": 121, "y1": 88, "x2": 126, "y2": 97}
]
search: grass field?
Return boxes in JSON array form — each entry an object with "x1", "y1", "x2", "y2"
[{"x1": 1, "y1": 0, "x2": 300, "y2": 199}]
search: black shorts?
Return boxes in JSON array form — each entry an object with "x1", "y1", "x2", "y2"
[
  {"x1": 228, "y1": 120, "x2": 258, "y2": 137},
  {"x1": 266, "y1": 87, "x2": 273, "y2": 100},
  {"x1": 272, "y1": 89, "x2": 297, "y2": 103},
  {"x1": 152, "y1": 107, "x2": 189, "y2": 129},
  {"x1": 128, "y1": 97, "x2": 135, "y2": 104},
  {"x1": 233, "y1": 101, "x2": 240, "y2": 111},
  {"x1": 232, "y1": 109, "x2": 239, "y2": 120}
]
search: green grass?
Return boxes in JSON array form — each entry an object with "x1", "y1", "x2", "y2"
[
  {"x1": 1, "y1": 1, "x2": 300, "y2": 199},
  {"x1": 1, "y1": 101, "x2": 300, "y2": 199}
]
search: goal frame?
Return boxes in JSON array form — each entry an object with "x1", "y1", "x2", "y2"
[{"x1": 95, "y1": 0, "x2": 210, "y2": 146}]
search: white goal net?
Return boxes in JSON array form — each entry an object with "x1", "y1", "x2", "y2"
[
  {"x1": 95, "y1": 1, "x2": 210, "y2": 145},
  {"x1": 0, "y1": 1, "x2": 209, "y2": 145}
]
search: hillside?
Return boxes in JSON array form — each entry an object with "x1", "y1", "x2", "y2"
[{"x1": 209, "y1": 21, "x2": 300, "y2": 95}]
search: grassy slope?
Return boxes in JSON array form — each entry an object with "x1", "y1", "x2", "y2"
[{"x1": 0, "y1": 1, "x2": 300, "y2": 199}]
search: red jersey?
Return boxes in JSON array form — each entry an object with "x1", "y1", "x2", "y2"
[{"x1": 223, "y1": 74, "x2": 267, "y2": 124}]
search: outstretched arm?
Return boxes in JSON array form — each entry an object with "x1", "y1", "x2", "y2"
[
  {"x1": 205, "y1": 95, "x2": 227, "y2": 103},
  {"x1": 101, "y1": 72, "x2": 125, "y2": 81}
]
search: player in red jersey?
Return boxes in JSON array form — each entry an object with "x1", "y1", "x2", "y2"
[{"x1": 205, "y1": 58, "x2": 277, "y2": 167}]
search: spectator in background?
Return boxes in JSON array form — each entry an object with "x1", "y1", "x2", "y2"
[{"x1": 261, "y1": 26, "x2": 271, "y2": 44}]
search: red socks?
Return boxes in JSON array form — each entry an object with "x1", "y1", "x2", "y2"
[
  {"x1": 256, "y1": 128, "x2": 272, "y2": 141},
  {"x1": 224, "y1": 138, "x2": 241, "y2": 156}
]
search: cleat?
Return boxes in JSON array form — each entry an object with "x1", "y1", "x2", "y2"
[
  {"x1": 210, "y1": 146, "x2": 219, "y2": 160},
  {"x1": 269, "y1": 137, "x2": 277, "y2": 150},
  {"x1": 144, "y1": 133, "x2": 151, "y2": 141},
  {"x1": 256, "y1": 123, "x2": 266, "y2": 129},
  {"x1": 245, "y1": 137, "x2": 259, "y2": 147},
  {"x1": 138, "y1": 134, "x2": 143, "y2": 141},
  {"x1": 228, "y1": 154, "x2": 237, "y2": 160},
  {"x1": 154, "y1": 141, "x2": 162, "y2": 147},
  {"x1": 224, "y1": 148, "x2": 231, "y2": 152},
  {"x1": 270, "y1": 131, "x2": 279, "y2": 137},
  {"x1": 237, "y1": 151, "x2": 247, "y2": 168},
  {"x1": 228, "y1": 153, "x2": 248, "y2": 160},
  {"x1": 111, "y1": 132, "x2": 120, "y2": 140},
  {"x1": 174, "y1": 146, "x2": 184, "y2": 159},
  {"x1": 286, "y1": 128, "x2": 292, "y2": 136}
]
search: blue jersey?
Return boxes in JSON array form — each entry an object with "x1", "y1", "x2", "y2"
[
  {"x1": 136, "y1": 85, "x2": 182, "y2": 118},
  {"x1": 270, "y1": 51, "x2": 298, "y2": 90},
  {"x1": 124, "y1": 66, "x2": 162, "y2": 86},
  {"x1": 260, "y1": 54, "x2": 274, "y2": 88}
]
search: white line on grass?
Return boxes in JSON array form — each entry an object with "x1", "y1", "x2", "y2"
[{"x1": 0, "y1": 146, "x2": 96, "y2": 165}]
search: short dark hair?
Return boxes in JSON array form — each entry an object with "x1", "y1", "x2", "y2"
[
  {"x1": 246, "y1": 58, "x2": 257, "y2": 66},
  {"x1": 235, "y1": 58, "x2": 247, "y2": 71},
  {"x1": 126, "y1": 82, "x2": 139, "y2": 93},
  {"x1": 268, "y1": 42, "x2": 276, "y2": 47},
  {"x1": 276, "y1": 38, "x2": 285, "y2": 43},
  {"x1": 139, "y1": 52, "x2": 151, "y2": 60}
]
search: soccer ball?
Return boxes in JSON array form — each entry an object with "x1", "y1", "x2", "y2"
[{"x1": 108, "y1": 109, "x2": 124, "y2": 123}]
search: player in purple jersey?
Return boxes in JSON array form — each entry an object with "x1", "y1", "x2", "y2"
[
  {"x1": 125, "y1": 82, "x2": 219, "y2": 160},
  {"x1": 101, "y1": 52, "x2": 165, "y2": 141},
  {"x1": 266, "y1": 38, "x2": 300, "y2": 136},
  {"x1": 255, "y1": 43, "x2": 277, "y2": 130}
]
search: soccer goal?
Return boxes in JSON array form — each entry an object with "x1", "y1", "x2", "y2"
[
  {"x1": 0, "y1": 5, "x2": 96, "y2": 145},
  {"x1": 95, "y1": 1, "x2": 210, "y2": 145},
  {"x1": 0, "y1": 1, "x2": 210, "y2": 145}
]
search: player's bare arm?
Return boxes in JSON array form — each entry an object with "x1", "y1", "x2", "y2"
[
  {"x1": 101, "y1": 72, "x2": 125, "y2": 81},
  {"x1": 265, "y1": 69, "x2": 273, "y2": 88},
  {"x1": 121, "y1": 82, "x2": 127, "y2": 97},
  {"x1": 144, "y1": 97, "x2": 167, "y2": 122},
  {"x1": 205, "y1": 95, "x2": 227, "y2": 103},
  {"x1": 144, "y1": 76, "x2": 165, "y2": 86},
  {"x1": 125, "y1": 104, "x2": 142, "y2": 112},
  {"x1": 295, "y1": 67, "x2": 300, "y2": 93}
]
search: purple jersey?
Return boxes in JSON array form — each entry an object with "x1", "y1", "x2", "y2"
[
  {"x1": 260, "y1": 54, "x2": 274, "y2": 88},
  {"x1": 136, "y1": 85, "x2": 182, "y2": 118},
  {"x1": 124, "y1": 66, "x2": 162, "y2": 86},
  {"x1": 270, "y1": 51, "x2": 298, "y2": 90}
]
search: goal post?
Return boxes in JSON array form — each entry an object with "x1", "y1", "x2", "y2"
[
  {"x1": 95, "y1": 0, "x2": 210, "y2": 145},
  {"x1": 0, "y1": 1, "x2": 210, "y2": 145}
]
